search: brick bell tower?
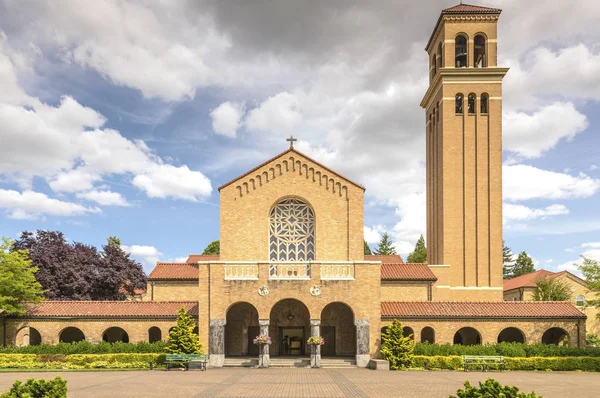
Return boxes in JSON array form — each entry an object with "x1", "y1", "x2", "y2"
[{"x1": 420, "y1": 4, "x2": 509, "y2": 301}]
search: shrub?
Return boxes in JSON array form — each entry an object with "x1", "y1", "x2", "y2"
[
  {"x1": 0, "y1": 341, "x2": 166, "y2": 355},
  {"x1": 0, "y1": 376, "x2": 67, "y2": 398},
  {"x1": 0, "y1": 353, "x2": 165, "y2": 369},
  {"x1": 452, "y1": 378, "x2": 541, "y2": 398},
  {"x1": 413, "y1": 342, "x2": 600, "y2": 358},
  {"x1": 410, "y1": 355, "x2": 600, "y2": 371},
  {"x1": 587, "y1": 334, "x2": 600, "y2": 347},
  {"x1": 381, "y1": 320, "x2": 414, "y2": 370},
  {"x1": 165, "y1": 307, "x2": 202, "y2": 354}
]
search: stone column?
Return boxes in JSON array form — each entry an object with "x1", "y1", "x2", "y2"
[
  {"x1": 355, "y1": 319, "x2": 370, "y2": 367},
  {"x1": 259, "y1": 319, "x2": 270, "y2": 368},
  {"x1": 209, "y1": 319, "x2": 226, "y2": 367},
  {"x1": 310, "y1": 319, "x2": 321, "y2": 368}
]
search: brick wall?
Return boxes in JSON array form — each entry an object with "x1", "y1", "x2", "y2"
[{"x1": 149, "y1": 280, "x2": 199, "y2": 301}]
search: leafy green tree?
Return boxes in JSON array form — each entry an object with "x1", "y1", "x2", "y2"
[
  {"x1": 503, "y1": 240, "x2": 515, "y2": 279},
  {"x1": 380, "y1": 320, "x2": 414, "y2": 370},
  {"x1": 586, "y1": 333, "x2": 600, "y2": 347},
  {"x1": 512, "y1": 251, "x2": 535, "y2": 278},
  {"x1": 578, "y1": 256, "x2": 600, "y2": 311},
  {"x1": 532, "y1": 277, "x2": 572, "y2": 301},
  {"x1": 453, "y1": 378, "x2": 541, "y2": 398},
  {"x1": 364, "y1": 241, "x2": 372, "y2": 255},
  {"x1": 0, "y1": 237, "x2": 44, "y2": 315},
  {"x1": 202, "y1": 240, "x2": 220, "y2": 255},
  {"x1": 406, "y1": 235, "x2": 427, "y2": 263},
  {"x1": 374, "y1": 233, "x2": 396, "y2": 255},
  {"x1": 165, "y1": 307, "x2": 203, "y2": 354}
]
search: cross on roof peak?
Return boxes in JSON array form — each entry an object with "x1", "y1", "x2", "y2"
[{"x1": 286, "y1": 135, "x2": 297, "y2": 149}]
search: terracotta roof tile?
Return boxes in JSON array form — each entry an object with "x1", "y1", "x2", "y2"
[
  {"x1": 186, "y1": 254, "x2": 220, "y2": 263},
  {"x1": 503, "y1": 269, "x2": 568, "y2": 291},
  {"x1": 148, "y1": 262, "x2": 198, "y2": 280},
  {"x1": 365, "y1": 254, "x2": 405, "y2": 263},
  {"x1": 23, "y1": 301, "x2": 198, "y2": 318},
  {"x1": 382, "y1": 301, "x2": 585, "y2": 319},
  {"x1": 381, "y1": 263, "x2": 436, "y2": 281}
]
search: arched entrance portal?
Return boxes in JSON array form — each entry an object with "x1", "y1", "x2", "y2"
[
  {"x1": 321, "y1": 302, "x2": 356, "y2": 357},
  {"x1": 542, "y1": 328, "x2": 569, "y2": 345},
  {"x1": 453, "y1": 327, "x2": 481, "y2": 345},
  {"x1": 225, "y1": 302, "x2": 259, "y2": 356},
  {"x1": 270, "y1": 299, "x2": 310, "y2": 356},
  {"x1": 498, "y1": 327, "x2": 525, "y2": 343}
]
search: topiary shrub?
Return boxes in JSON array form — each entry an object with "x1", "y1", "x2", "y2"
[
  {"x1": 165, "y1": 307, "x2": 203, "y2": 354},
  {"x1": 380, "y1": 320, "x2": 414, "y2": 370},
  {"x1": 452, "y1": 378, "x2": 541, "y2": 398},
  {"x1": 0, "y1": 376, "x2": 67, "y2": 398}
]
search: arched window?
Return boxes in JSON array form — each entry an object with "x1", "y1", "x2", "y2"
[
  {"x1": 438, "y1": 42, "x2": 443, "y2": 68},
  {"x1": 474, "y1": 35, "x2": 486, "y2": 68},
  {"x1": 421, "y1": 327, "x2": 435, "y2": 343},
  {"x1": 480, "y1": 93, "x2": 489, "y2": 114},
  {"x1": 455, "y1": 93, "x2": 464, "y2": 114},
  {"x1": 269, "y1": 198, "x2": 315, "y2": 261},
  {"x1": 468, "y1": 93, "x2": 476, "y2": 114},
  {"x1": 576, "y1": 295, "x2": 585, "y2": 307},
  {"x1": 455, "y1": 35, "x2": 467, "y2": 68}
]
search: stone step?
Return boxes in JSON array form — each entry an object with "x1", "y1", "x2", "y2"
[{"x1": 223, "y1": 358, "x2": 259, "y2": 367}]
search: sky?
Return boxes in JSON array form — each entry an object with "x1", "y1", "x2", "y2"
[{"x1": 0, "y1": 0, "x2": 599, "y2": 275}]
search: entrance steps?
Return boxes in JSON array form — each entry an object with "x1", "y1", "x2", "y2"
[
  {"x1": 223, "y1": 357, "x2": 259, "y2": 367},
  {"x1": 320, "y1": 357, "x2": 357, "y2": 368},
  {"x1": 222, "y1": 356, "x2": 357, "y2": 368},
  {"x1": 269, "y1": 357, "x2": 310, "y2": 368}
]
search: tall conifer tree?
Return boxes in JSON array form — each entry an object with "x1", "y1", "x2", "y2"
[
  {"x1": 374, "y1": 233, "x2": 396, "y2": 255},
  {"x1": 407, "y1": 235, "x2": 427, "y2": 263},
  {"x1": 165, "y1": 307, "x2": 203, "y2": 354}
]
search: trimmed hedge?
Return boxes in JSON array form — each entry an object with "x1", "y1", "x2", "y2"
[
  {"x1": 414, "y1": 342, "x2": 600, "y2": 358},
  {"x1": 0, "y1": 341, "x2": 166, "y2": 355},
  {"x1": 411, "y1": 355, "x2": 600, "y2": 371},
  {"x1": 0, "y1": 354, "x2": 165, "y2": 370}
]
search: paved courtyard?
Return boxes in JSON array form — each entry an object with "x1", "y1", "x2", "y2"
[{"x1": 0, "y1": 368, "x2": 598, "y2": 397}]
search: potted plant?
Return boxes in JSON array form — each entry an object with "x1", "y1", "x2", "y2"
[
  {"x1": 307, "y1": 336, "x2": 325, "y2": 368},
  {"x1": 253, "y1": 335, "x2": 272, "y2": 368}
]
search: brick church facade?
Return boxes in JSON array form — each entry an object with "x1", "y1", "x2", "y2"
[{"x1": 1, "y1": 4, "x2": 588, "y2": 367}]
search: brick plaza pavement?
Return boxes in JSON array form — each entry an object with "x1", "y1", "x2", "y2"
[{"x1": 0, "y1": 368, "x2": 598, "y2": 397}]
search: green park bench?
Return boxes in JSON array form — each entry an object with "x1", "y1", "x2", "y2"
[
  {"x1": 164, "y1": 354, "x2": 209, "y2": 371},
  {"x1": 462, "y1": 355, "x2": 505, "y2": 372}
]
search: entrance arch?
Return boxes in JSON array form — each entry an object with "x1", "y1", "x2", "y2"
[
  {"x1": 102, "y1": 327, "x2": 129, "y2": 343},
  {"x1": 498, "y1": 327, "x2": 525, "y2": 343},
  {"x1": 453, "y1": 327, "x2": 481, "y2": 345},
  {"x1": 59, "y1": 327, "x2": 85, "y2": 343},
  {"x1": 225, "y1": 302, "x2": 259, "y2": 356},
  {"x1": 321, "y1": 302, "x2": 356, "y2": 357},
  {"x1": 542, "y1": 327, "x2": 569, "y2": 345},
  {"x1": 270, "y1": 299, "x2": 310, "y2": 356}
]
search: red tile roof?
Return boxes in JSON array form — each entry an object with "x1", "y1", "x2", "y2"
[
  {"x1": 381, "y1": 263, "x2": 436, "y2": 281},
  {"x1": 382, "y1": 301, "x2": 586, "y2": 319},
  {"x1": 23, "y1": 301, "x2": 198, "y2": 318},
  {"x1": 186, "y1": 254, "x2": 220, "y2": 263},
  {"x1": 148, "y1": 262, "x2": 199, "y2": 280},
  {"x1": 217, "y1": 148, "x2": 365, "y2": 191},
  {"x1": 503, "y1": 270, "x2": 560, "y2": 291},
  {"x1": 365, "y1": 254, "x2": 405, "y2": 263}
]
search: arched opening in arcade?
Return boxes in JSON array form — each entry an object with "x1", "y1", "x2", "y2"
[
  {"x1": 225, "y1": 302, "x2": 259, "y2": 357},
  {"x1": 402, "y1": 326, "x2": 414, "y2": 340},
  {"x1": 270, "y1": 299, "x2": 310, "y2": 356},
  {"x1": 421, "y1": 327, "x2": 435, "y2": 343},
  {"x1": 148, "y1": 327, "x2": 162, "y2": 343},
  {"x1": 321, "y1": 302, "x2": 356, "y2": 357},
  {"x1": 497, "y1": 327, "x2": 525, "y2": 344},
  {"x1": 59, "y1": 327, "x2": 85, "y2": 343},
  {"x1": 542, "y1": 328, "x2": 569, "y2": 345},
  {"x1": 15, "y1": 327, "x2": 42, "y2": 346},
  {"x1": 453, "y1": 327, "x2": 481, "y2": 345},
  {"x1": 102, "y1": 327, "x2": 129, "y2": 343}
]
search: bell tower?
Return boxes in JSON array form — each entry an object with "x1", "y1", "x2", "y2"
[{"x1": 421, "y1": 4, "x2": 509, "y2": 301}]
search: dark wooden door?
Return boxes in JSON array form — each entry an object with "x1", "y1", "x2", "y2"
[
  {"x1": 248, "y1": 326, "x2": 259, "y2": 356},
  {"x1": 321, "y1": 326, "x2": 335, "y2": 357}
]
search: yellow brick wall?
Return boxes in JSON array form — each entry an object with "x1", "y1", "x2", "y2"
[
  {"x1": 381, "y1": 281, "x2": 429, "y2": 301},
  {"x1": 148, "y1": 280, "x2": 199, "y2": 301}
]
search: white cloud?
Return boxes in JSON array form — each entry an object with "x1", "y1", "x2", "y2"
[
  {"x1": 245, "y1": 92, "x2": 302, "y2": 134},
  {"x1": 581, "y1": 242, "x2": 600, "y2": 249},
  {"x1": 0, "y1": 189, "x2": 100, "y2": 218},
  {"x1": 132, "y1": 164, "x2": 212, "y2": 201},
  {"x1": 122, "y1": 244, "x2": 163, "y2": 266},
  {"x1": 76, "y1": 190, "x2": 130, "y2": 206},
  {"x1": 591, "y1": 165, "x2": 599, "y2": 171},
  {"x1": 48, "y1": 169, "x2": 100, "y2": 192},
  {"x1": 503, "y1": 102, "x2": 587, "y2": 159},
  {"x1": 503, "y1": 165, "x2": 600, "y2": 201},
  {"x1": 210, "y1": 101, "x2": 244, "y2": 137},
  {"x1": 364, "y1": 226, "x2": 383, "y2": 244},
  {"x1": 503, "y1": 203, "x2": 569, "y2": 221}
]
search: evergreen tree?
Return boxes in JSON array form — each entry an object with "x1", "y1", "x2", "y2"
[
  {"x1": 406, "y1": 235, "x2": 427, "y2": 263},
  {"x1": 502, "y1": 240, "x2": 515, "y2": 279},
  {"x1": 165, "y1": 307, "x2": 203, "y2": 354},
  {"x1": 374, "y1": 233, "x2": 396, "y2": 255},
  {"x1": 0, "y1": 237, "x2": 44, "y2": 315},
  {"x1": 202, "y1": 240, "x2": 220, "y2": 255},
  {"x1": 364, "y1": 241, "x2": 372, "y2": 255},
  {"x1": 380, "y1": 319, "x2": 414, "y2": 370},
  {"x1": 512, "y1": 251, "x2": 535, "y2": 278},
  {"x1": 532, "y1": 277, "x2": 572, "y2": 301}
]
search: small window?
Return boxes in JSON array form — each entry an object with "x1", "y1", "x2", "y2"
[
  {"x1": 438, "y1": 42, "x2": 443, "y2": 68},
  {"x1": 468, "y1": 93, "x2": 476, "y2": 114},
  {"x1": 576, "y1": 295, "x2": 585, "y2": 307},
  {"x1": 455, "y1": 35, "x2": 467, "y2": 68},
  {"x1": 455, "y1": 93, "x2": 464, "y2": 114},
  {"x1": 474, "y1": 35, "x2": 486, "y2": 68},
  {"x1": 480, "y1": 93, "x2": 489, "y2": 114}
]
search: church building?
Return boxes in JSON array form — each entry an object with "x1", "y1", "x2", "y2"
[{"x1": 1, "y1": 4, "x2": 588, "y2": 367}]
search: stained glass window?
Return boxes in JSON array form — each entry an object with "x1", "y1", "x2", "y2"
[{"x1": 269, "y1": 198, "x2": 315, "y2": 261}]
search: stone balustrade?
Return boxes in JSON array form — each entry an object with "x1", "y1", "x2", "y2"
[
  {"x1": 320, "y1": 262, "x2": 355, "y2": 280},
  {"x1": 269, "y1": 262, "x2": 311, "y2": 280},
  {"x1": 223, "y1": 262, "x2": 259, "y2": 280}
]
